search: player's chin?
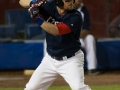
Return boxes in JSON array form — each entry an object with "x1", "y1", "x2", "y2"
[{"x1": 68, "y1": 6, "x2": 74, "y2": 10}]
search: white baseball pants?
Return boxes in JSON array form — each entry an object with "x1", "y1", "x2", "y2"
[
  {"x1": 80, "y1": 34, "x2": 97, "y2": 70},
  {"x1": 24, "y1": 50, "x2": 91, "y2": 90}
]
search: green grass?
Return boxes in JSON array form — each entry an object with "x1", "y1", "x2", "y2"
[
  {"x1": 91, "y1": 85, "x2": 120, "y2": 90},
  {"x1": 0, "y1": 85, "x2": 120, "y2": 90}
]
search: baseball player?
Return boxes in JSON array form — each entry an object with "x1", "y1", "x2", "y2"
[
  {"x1": 109, "y1": 14, "x2": 120, "y2": 37},
  {"x1": 19, "y1": 0, "x2": 91, "y2": 90},
  {"x1": 74, "y1": 0, "x2": 100, "y2": 75}
]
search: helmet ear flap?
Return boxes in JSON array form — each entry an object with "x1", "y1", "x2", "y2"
[{"x1": 54, "y1": 0, "x2": 64, "y2": 7}]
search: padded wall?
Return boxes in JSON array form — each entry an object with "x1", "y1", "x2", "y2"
[
  {"x1": 96, "y1": 39, "x2": 120, "y2": 70},
  {"x1": 0, "y1": 39, "x2": 120, "y2": 70},
  {"x1": 0, "y1": 41, "x2": 44, "y2": 69}
]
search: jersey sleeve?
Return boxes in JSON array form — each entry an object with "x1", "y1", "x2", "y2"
[
  {"x1": 39, "y1": 1, "x2": 59, "y2": 20},
  {"x1": 62, "y1": 13, "x2": 83, "y2": 33},
  {"x1": 56, "y1": 23, "x2": 72, "y2": 35}
]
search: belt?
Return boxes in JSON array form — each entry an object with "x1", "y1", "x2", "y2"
[
  {"x1": 51, "y1": 50, "x2": 81, "y2": 61},
  {"x1": 51, "y1": 54, "x2": 75, "y2": 61}
]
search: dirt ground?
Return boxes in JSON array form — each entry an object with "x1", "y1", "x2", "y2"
[{"x1": 0, "y1": 70, "x2": 120, "y2": 88}]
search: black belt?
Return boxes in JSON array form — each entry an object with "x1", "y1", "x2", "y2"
[{"x1": 51, "y1": 54, "x2": 75, "y2": 61}]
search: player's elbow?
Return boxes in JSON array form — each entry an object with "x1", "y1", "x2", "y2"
[
  {"x1": 19, "y1": 0, "x2": 30, "y2": 8},
  {"x1": 51, "y1": 31, "x2": 59, "y2": 36}
]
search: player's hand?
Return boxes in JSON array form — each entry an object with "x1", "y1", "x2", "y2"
[
  {"x1": 32, "y1": 0, "x2": 46, "y2": 6},
  {"x1": 28, "y1": 4, "x2": 39, "y2": 20},
  {"x1": 28, "y1": 4, "x2": 44, "y2": 26},
  {"x1": 30, "y1": 0, "x2": 46, "y2": 8}
]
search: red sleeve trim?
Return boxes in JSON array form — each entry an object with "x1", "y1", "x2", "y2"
[{"x1": 56, "y1": 23, "x2": 72, "y2": 35}]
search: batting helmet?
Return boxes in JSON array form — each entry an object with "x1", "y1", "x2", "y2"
[
  {"x1": 54, "y1": 0, "x2": 75, "y2": 7},
  {"x1": 54, "y1": 0, "x2": 64, "y2": 7}
]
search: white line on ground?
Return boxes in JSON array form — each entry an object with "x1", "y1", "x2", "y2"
[{"x1": 0, "y1": 77, "x2": 23, "y2": 81}]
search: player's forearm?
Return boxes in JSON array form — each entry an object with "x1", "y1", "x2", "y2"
[
  {"x1": 19, "y1": 0, "x2": 31, "y2": 8},
  {"x1": 41, "y1": 21, "x2": 59, "y2": 36}
]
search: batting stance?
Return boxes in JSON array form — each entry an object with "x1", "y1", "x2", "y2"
[{"x1": 19, "y1": 0, "x2": 91, "y2": 90}]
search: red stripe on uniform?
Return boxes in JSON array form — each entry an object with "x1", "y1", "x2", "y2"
[{"x1": 56, "y1": 23, "x2": 72, "y2": 35}]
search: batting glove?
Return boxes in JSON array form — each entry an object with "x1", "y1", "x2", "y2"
[
  {"x1": 28, "y1": 4, "x2": 39, "y2": 19},
  {"x1": 28, "y1": 4, "x2": 44, "y2": 26},
  {"x1": 30, "y1": 0, "x2": 46, "y2": 7}
]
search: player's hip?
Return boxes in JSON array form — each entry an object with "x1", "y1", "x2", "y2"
[{"x1": 45, "y1": 49, "x2": 84, "y2": 62}]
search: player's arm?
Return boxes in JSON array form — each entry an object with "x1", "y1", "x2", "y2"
[
  {"x1": 34, "y1": 17, "x2": 72, "y2": 36},
  {"x1": 19, "y1": 0, "x2": 47, "y2": 8},
  {"x1": 35, "y1": 16, "x2": 72, "y2": 36},
  {"x1": 41, "y1": 21, "x2": 71, "y2": 36},
  {"x1": 41, "y1": 21, "x2": 59, "y2": 36},
  {"x1": 28, "y1": 4, "x2": 72, "y2": 36},
  {"x1": 29, "y1": 7, "x2": 71, "y2": 36},
  {"x1": 19, "y1": 0, "x2": 31, "y2": 8}
]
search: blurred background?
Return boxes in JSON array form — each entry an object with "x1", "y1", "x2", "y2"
[
  {"x1": 0, "y1": 0, "x2": 120, "y2": 38},
  {"x1": 0, "y1": 0, "x2": 119, "y2": 70},
  {"x1": 0, "y1": 0, "x2": 120, "y2": 89}
]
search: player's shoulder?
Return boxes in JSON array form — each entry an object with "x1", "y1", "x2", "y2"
[
  {"x1": 67, "y1": 9, "x2": 82, "y2": 20},
  {"x1": 64, "y1": 9, "x2": 83, "y2": 24},
  {"x1": 71, "y1": 9, "x2": 81, "y2": 14},
  {"x1": 68, "y1": 9, "x2": 82, "y2": 16}
]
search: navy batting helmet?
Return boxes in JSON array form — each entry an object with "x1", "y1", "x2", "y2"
[
  {"x1": 54, "y1": 0, "x2": 64, "y2": 7},
  {"x1": 54, "y1": 0, "x2": 75, "y2": 7}
]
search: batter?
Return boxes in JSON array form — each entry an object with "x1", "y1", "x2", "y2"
[{"x1": 19, "y1": 0, "x2": 91, "y2": 89}]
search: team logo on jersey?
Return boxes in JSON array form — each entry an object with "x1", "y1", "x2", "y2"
[
  {"x1": 47, "y1": 16, "x2": 62, "y2": 25},
  {"x1": 71, "y1": 24, "x2": 74, "y2": 26},
  {"x1": 47, "y1": 17, "x2": 55, "y2": 24}
]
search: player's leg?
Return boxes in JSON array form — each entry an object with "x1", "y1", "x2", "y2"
[
  {"x1": 24, "y1": 54, "x2": 58, "y2": 90},
  {"x1": 84, "y1": 34, "x2": 97, "y2": 70},
  {"x1": 58, "y1": 50, "x2": 91, "y2": 90}
]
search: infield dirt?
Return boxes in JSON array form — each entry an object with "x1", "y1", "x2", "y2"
[{"x1": 0, "y1": 70, "x2": 120, "y2": 88}]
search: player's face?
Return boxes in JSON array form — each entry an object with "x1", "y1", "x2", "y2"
[
  {"x1": 73, "y1": 0, "x2": 82, "y2": 9},
  {"x1": 63, "y1": 0, "x2": 74, "y2": 11}
]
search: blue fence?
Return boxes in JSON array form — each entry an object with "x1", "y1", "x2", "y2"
[
  {"x1": 0, "y1": 40, "x2": 44, "y2": 69},
  {"x1": 96, "y1": 39, "x2": 120, "y2": 70},
  {"x1": 0, "y1": 39, "x2": 120, "y2": 70}
]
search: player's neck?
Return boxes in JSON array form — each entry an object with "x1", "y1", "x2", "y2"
[{"x1": 57, "y1": 6, "x2": 67, "y2": 15}]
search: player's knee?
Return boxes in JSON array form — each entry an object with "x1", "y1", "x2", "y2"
[{"x1": 86, "y1": 34, "x2": 94, "y2": 41}]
